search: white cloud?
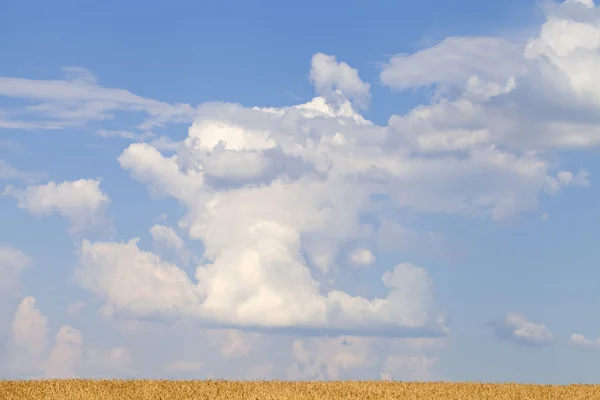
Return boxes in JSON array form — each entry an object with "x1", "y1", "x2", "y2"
[
  {"x1": 95, "y1": 129, "x2": 155, "y2": 141},
  {"x1": 0, "y1": 244, "x2": 31, "y2": 297},
  {"x1": 380, "y1": 36, "x2": 524, "y2": 91},
  {"x1": 6, "y1": 296, "x2": 137, "y2": 378},
  {"x1": 0, "y1": 67, "x2": 196, "y2": 132},
  {"x1": 42, "y1": 325, "x2": 84, "y2": 378},
  {"x1": 380, "y1": 1, "x2": 600, "y2": 150},
  {"x1": 76, "y1": 238, "x2": 445, "y2": 336},
  {"x1": 545, "y1": 170, "x2": 590, "y2": 194},
  {"x1": 350, "y1": 248, "x2": 375, "y2": 267},
  {"x1": 8, "y1": 297, "x2": 49, "y2": 373},
  {"x1": 492, "y1": 312, "x2": 556, "y2": 347},
  {"x1": 310, "y1": 53, "x2": 371, "y2": 110},
  {"x1": 569, "y1": 333, "x2": 600, "y2": 349},
  {"x1": 150, "y1": 224, "x2": 186, "y2": 251},
  {"x1": 4, "y1": 179, "x2": 110, "y2": 233},
  {"x1": 10, "y1": 297, "x2": 48, "y2": 355}
]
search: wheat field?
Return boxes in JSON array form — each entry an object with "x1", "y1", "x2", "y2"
[{"x1": 1, "y1": 380, "x2": 599, "y2": 400}]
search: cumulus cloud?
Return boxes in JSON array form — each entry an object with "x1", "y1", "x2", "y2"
[
  {"x1": 381, "y1": 0, "x2": 600, "y2": 150},
  {"x1": 7, "y1": 297, "x2": 49, "y2": 373},
  {"x1": 310, "y1": 53, "x2": 371, "y2": 109},
  {"x1": 491, "y1": 312, "x2": 556, "y2": 347},
  {"x1": 3, "y1": 179, "x2": 111, "y2": 233},
  {"x1": 350, "y1": 248, "x2": 375, "y2": 267},
  {"x1": 6, "y1": 296, "x2": 136, "y2": 378},
  {"x1": 69, "y1": 44, "x2": 592, "y2": 339},
  {"x1": 150, "y1": 224, "x2": 186, "y2": 251},
  {"x1": 569, "y1": 333, "x2": 600, "y2": 349},
  {"x1": 76, "y1": 239, "x2": 445, "y2": 336},
  {"x1": 0, "y1": 244, "x2": 31, "y2": 297},
  {"x1": 42, "y1": 325, "x2": 84, "y2": 378}
]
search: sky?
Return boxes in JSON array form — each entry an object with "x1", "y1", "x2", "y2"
[{"x1": 1, "y1": 0, "x2": 600, "y2": 383}]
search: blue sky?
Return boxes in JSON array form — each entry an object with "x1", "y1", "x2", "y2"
[{"x1": 2, "y1": 0, "x2": 600, "y2": 383}]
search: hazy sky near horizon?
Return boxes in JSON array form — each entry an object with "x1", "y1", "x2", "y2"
[{"x1": 2, "y1": 0, "x2": 600, "y2": 383}]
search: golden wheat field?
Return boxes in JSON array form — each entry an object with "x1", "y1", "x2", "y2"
[{"x1": 1, "y1": 380, "x2": 599, "y2": 400}]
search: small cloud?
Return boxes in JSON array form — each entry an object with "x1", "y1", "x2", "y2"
[
  {"x1": 3, "y1": 178, "x2": 111, "y2": 234},
  {"x1": 569, "y1": 333, "x2": 600, "y2": 349},
  {"x1": 150, "y1": 224, "x2": 185, "y2": 251},
  {"x1": 491, "y1": 312, "x2": 556, "y2": 347},
  {"x1": 349, "y1": 248, "x2": 376, "y2": 267}
]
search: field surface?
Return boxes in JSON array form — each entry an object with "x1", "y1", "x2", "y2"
[{"x1": 1, "y1": 380, "x2": 599, "y2": 399}]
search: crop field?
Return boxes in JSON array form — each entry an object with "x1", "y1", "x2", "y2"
[{"x1": 1, "y1": 380, "x2": 599, "y2": 400}]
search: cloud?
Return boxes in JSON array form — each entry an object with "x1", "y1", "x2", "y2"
[
  {"x1": 285, "y1": 335, "x2": 446, "y2": 381},
  {"x1": 76, "y1": 239, "x2": 445, "y2": 336},
  {"x1": 287, "y1": 336, "x2": 377, "y2": 380},
  {"x1": 310, "y1": 53, "x2": 371, "y2": 110},
  {"x1": 0, "y1": 67, "x2": 196, "y2": 132},
  {"x1": 0, "y1": 244, "x2": 31, "y2": 297},
  {"x1": 380, "y1": 36, "x2": 524, "y2": 91},
  {"x1": 95, "y1": 129, "x2": 155, "y2": 141},
  {"x1": 150, "y1": 224, "x2": 186, "y2": 251},
  {"x1": 6, "y1": 296, "x2": 136, "y2": 378},
  {"x1": 564, "y1": 0, "x2": 595, "y2": 8},
  {"x1": 491, "y1": 312, "x2": 556, "y2": 347},
  {"x1": 380, "y1": 355, "x2": 439, "y2": 381},
  {"x1": 350, "y1": 248, "x2": 375, "y2": 267},
  {"x1": 3, "y1": 179, "x2": 111, "y2": 233},
  {"x1": 8, "y1": 297, "x2": 49, "y2": 373},
  {"x1": 381, "y1": 0, "x2": 600, "y2": 150},
  {"x1": 545, "y1": 170, "x2": 590, "y2": 194},
  {"x1": 569, "y1": 333, "x2": 600, "y2": 349},
  {"x1": 42, "y1": 326, "x2": 84, "y2": 378}
]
